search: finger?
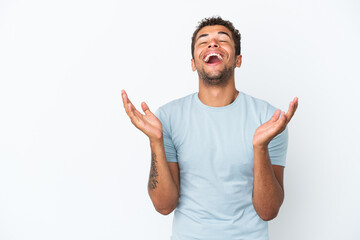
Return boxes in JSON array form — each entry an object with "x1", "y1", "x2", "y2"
[
  {"x1": 125, "y1": 107, "x2": 138, "y2": 126},
  {"x1": 279, "y1": 111, "x2": 288, "y2": 131},
  {"x1": 291, "y1": 98, "x2": 298, "y2": 122},
  {"x1": 123, "y1": 94, "x2": 134, "y2": 117},
  {"x1": 121, "y1": 89, "x2": 133, "y2": 106},
  {"x1": 121, "y1": 89, "x2": 126, "y2": 102},
  {"x1": 275, "y1": 111, "x2": 286, "y2": 124},
  {"x1": 127, "y1": 102, "x2": 141, "y2": 122},
  {"x1": 121, "y1": 90, "x2": 144, "y2": 122},
  {"x1": 285, "y1": 102, "x2": 294, "y2": 121},
  {"x1": 273, "y1": 111, "x2": 287, "y2": 134},
  {"x1": 270, "y1": 109, "x2": 281, "y2": 122},
  {"x1": 121, "y1": 89, "x2": 130, "y2": 111},
  {"x1": 132, "y1": 104, "x2": 144, "y2": 119},
  {"x1": 285, "y1": 98, "x2": 297, "y2": 124},
  {"x1": 264, "y1": 111, "x2": 285, "y2": 138},
  {"x1": 293, "y1": 97, "x2": 299, "y2": 113},
  {"x1": 127, "y1": 100, "x2": 145, "y2": 121},
  {"x1": 141, "y1": 101, "x2": 152, "y2": 116}
]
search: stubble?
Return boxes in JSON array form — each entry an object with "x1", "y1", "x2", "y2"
[{"x1": 197, "y1": 65, "x2": 234, "y2": 87}]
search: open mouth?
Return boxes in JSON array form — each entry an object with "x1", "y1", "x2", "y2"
[{"x1": 203, "y1": 52, "x2": 223, "y2": 64}]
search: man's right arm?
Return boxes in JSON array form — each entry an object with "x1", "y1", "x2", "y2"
[
  {"x1": 121, "y1": 89, "x2": 179, "y2": 215},
  {"x1": 148, "y1": 138, "x2": 179, "y2": 215}
]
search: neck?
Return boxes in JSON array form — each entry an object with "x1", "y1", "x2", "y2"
[{"x1": 198, "y1": 78, "x2": 239, "y2": 107}]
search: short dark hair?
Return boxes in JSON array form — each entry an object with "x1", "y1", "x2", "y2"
[{"x1": 191, "y1": 16, "x2": 241, "y2": 59}]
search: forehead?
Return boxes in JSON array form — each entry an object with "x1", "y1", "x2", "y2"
[{"x1": 196, "y1": 25, "x2": 232, "y2": 40}]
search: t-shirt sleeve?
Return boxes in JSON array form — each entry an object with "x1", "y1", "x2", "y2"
[
  {"x1": 266, "y1": 106, "x2": 289, "y2": 167},
  {"x1": 154, "y1": 107, "x2": 178, "y2": 163},
  {"x1": 268, "y1": 127, "x2": 288, "y2": 167}
]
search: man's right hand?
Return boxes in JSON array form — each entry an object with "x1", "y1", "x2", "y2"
[{"x1": 121, "y1": 89, "x2": 163, "y2": 142}]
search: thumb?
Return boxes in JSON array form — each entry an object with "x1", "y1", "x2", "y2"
[
  {"x1": 270, "y1": 109, "x2": 281, "y2": 122},
  {"x1": 141, "y1": 101, "x2": 152, "y2": 115}
]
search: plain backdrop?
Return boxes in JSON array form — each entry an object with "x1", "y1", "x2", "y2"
[{"x1": 1, "y1": 0, "x2": 360, "y2": 239}]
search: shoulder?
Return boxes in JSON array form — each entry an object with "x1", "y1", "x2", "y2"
[
  {"x1": 155, "y1": 92, "x2": 195, "y2": 115},
  {"x1": 239, "y1": 91, "x2": 278, "y2": 123},
  {"x1": 154, "y1": 92, "x2": 196, "y2": 126},
  {"x1": 240, "y1": 91, "x2": 276, "y2": 110}
]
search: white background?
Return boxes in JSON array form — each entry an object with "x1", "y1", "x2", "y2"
[{"x1": 1, "y1": 0, "x2": 360, "y2": 239}]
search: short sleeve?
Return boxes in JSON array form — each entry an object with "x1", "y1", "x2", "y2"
[
  {"x1": 154, "y1": 107, "x2": 178, "y2": 163},
  {"x1": 268, "y1": 127, "x2": 288, "y2": 167}
]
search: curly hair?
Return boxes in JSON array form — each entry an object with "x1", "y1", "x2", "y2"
[{"x1": 191, "y1": 16, "x2": 241, "y2": 59}]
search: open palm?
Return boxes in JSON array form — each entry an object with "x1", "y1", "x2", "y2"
[
  {"x1": 253, "y1": 97, "x2": 298, "y2": 148},
  {"x1": 121, "y1": 89, "x2": 163, "y2": 141}
]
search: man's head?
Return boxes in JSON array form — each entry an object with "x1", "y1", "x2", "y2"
[
  {"x1": 191, "y1": 16, "x2": 242, "y2": 87},
  {"x1": 191, "y1": 16, "x2": 241, "y2": 60}
]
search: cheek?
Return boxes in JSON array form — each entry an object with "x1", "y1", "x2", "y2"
[
  {"x1": 195, "y1": 50, "x2": 202, "y2": 58},
  {"x1": 194, "y1": 52, "x2": 204, "y2": 64},
  {"x1": 225, "y1": 48, "x2": 236, "y2": 62}
]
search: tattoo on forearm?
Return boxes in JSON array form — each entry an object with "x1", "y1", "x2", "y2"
[{"x1": 148, "y1": 152, "x2": 159, "y2": 190}]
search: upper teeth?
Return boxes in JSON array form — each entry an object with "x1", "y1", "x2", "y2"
[{"x1": 204, "y1": 53, "x2": 223, "y2": 63}]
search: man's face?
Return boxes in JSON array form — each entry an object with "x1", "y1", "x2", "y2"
[{"x1": 191, "y1": 25, "x2": 242, "y2": 86}]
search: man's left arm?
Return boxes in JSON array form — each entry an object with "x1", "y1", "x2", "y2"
[{"x1": 252, "y1": 97, "x2": 298, "y2": 221}]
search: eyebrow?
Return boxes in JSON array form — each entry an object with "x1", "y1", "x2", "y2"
[
  {"x1": 218, "y1": 31, "x2": 231, "y2": 38},
  {"x1": 196, "y1": 31, "x2": 231, "y2": 41}
]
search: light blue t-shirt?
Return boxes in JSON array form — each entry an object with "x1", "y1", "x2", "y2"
[{"x1": 154, "y1": 91, "x2": 288, "y2": 240}]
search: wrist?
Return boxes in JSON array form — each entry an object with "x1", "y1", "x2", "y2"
[
  {"x1": 253, "y1": 143, "x2": 268, "y2": 152},
  {"x1": 149, "y1": 135, "x2": 164, "y2": 147}
]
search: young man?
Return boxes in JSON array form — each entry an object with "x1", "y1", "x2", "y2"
[{"x1": 122, "y1": 16, "x2": 298, "y2": 240}]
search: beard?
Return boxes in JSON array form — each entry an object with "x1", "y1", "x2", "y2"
[{"x1": 197, "y1": 65, "x2": 234, "y2": 87}]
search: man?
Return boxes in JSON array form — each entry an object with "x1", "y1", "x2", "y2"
[{"x1": 122, "y1": 16, "x2": 298, "y2": 240}]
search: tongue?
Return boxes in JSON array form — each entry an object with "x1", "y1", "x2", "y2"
[{"x1": 208, "y1": 56, "x2": 221, "y2": 64}]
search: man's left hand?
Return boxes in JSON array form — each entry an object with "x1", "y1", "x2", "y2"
[{"x1": 253, "y1": 97, "x2": 298, "y2": 149}]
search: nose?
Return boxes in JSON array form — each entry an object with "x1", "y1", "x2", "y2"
[{"x1": 208, "y1": 39, "x2": 219, "y2": 48}]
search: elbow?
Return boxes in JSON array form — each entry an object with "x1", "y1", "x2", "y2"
[
  {"x1": 154, "y1": 199, "x2": 178, "y2": 215},
  {"x1": 253, "y1": 195, "x2": 283, "y2": 221},
  {"x1": 258, "y1": 210, "x2": 279, "y2": 221},
  {"x1": 156, "y1": 206, "x2": 176, "y2": 215},
  {"x1": 150, "y1": 193, "x2": 179, "y2": 215},
  {"x1": 253, "y1": 199, "x2": 282, "y2": 221}
]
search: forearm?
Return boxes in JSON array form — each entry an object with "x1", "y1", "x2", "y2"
[
  {"x1": 252, "y1": 146, "x2": 284, "y2": 221},
  {"x1": 148, "y1": 137, "x2": 179, "y2": 215}
]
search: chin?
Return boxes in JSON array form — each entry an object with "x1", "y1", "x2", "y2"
[{"x1": 205, "y1": 70, "x2": 222, "y2": 79}]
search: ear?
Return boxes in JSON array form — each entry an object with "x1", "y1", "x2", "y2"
[
  {"x1": 191, "y1": 58, "x2": 197, "y2": 71},
  {"x1": 235, "y1": 54, "x2": 242, "y2": 68}
]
